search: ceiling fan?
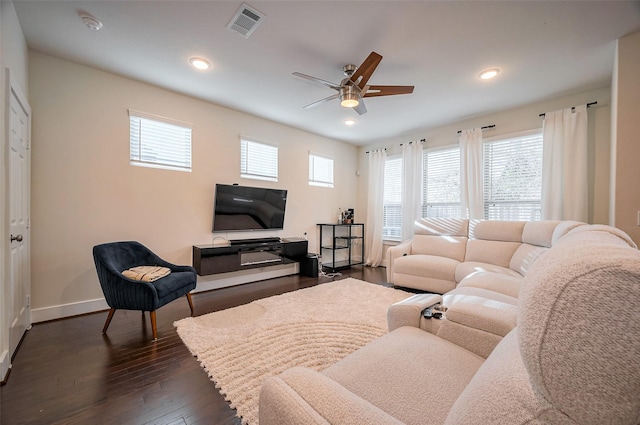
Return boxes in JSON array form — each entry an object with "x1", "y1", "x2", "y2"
[{"x1": 293, "y1": 51, "x2": 415, "y2": 115}]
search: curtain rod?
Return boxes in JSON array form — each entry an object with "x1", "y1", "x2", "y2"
[
  {"x1": 456, "y1": 124, "x2": 495, "y2": 134},
  {"x1": 400, "y1": 138, "x2": 426, "y2": 146},
  {"x1": 365, "y1": 148, "x2": 387, "y2": 154},
  {"x1": 539, "y1": 101, "x2": 597, "y2": 117}
]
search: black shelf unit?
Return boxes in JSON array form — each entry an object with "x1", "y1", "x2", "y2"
[{"x1": 317, "y1": 223, "x2": 364, "y2": 272}]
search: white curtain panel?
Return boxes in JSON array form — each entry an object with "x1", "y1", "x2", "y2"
[
  {"x1": 401, "y1": 142, "x2": 423, "y2": 241},
  {"x1": 365, "y1": 149, "x2": 387, "y2": 267},
  {"x1": 459, "y1": 128, "x2": 484, "y2": 219},
  {"x1": 541, "y1": 104, "x2": 588, "y2": 221}
]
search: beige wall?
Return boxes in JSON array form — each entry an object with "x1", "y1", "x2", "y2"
[
  {"x1": 612, "y1": 30, "x2": 640, "y2": 245},
  {"x1": 357, "y1": 85, "x2": 613, "y2": 264},
  {"x1": 28, "y1": 52, "x2": 358, "y2": 320},
  {"x1": 1, "y1": 0, "x2": 29, "y2": 380}
]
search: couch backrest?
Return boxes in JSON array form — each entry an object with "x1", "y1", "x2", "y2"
[
  {"x1": 464, "y1": 220, "x2": 524, "y2": 268},
  {"x1": 411, "y1": 218, "x2": 469, "y2": 262},
  {"x1": 446, "y1": 225, "x2": 640, "y2": 424},
  {"x1": 520, "y1": 225, "x2": 640, "y2": 424},
  {"x1": 509, "y1": 220, "x2": 566, "y2": 276}
]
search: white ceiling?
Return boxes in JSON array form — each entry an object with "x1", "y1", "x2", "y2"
[{"x1": 12, "y1": 0, "x2": 640, "y2": 145}]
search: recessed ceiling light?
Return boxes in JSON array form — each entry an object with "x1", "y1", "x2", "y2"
[
  {"x1": 478, "y1": 68, "x2": 500, "y2": 80},
  {"x1": 79, "y1": 12, "x2": 103, "y2": 31},
  {"x1": 190, "y1": 57, "x2": 212, "y2": 70},
  {"x1": 344, "y1": 119, "x2": 356, "y2": 126}
]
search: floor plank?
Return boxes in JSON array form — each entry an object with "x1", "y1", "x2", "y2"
[{"x1": 1, "y1": 266, "x2": 387, "y2": 425}]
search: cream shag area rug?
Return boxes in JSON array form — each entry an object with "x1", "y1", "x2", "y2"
[{"x1": 174, "y1": 278, "x2": 410, "y2": 425}]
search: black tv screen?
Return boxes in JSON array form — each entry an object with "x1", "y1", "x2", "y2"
[{"x1": 212, "y1": 184, "x2": 287, "y2": 232}]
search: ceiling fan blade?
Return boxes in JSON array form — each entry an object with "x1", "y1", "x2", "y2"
[
  {"x1": 303, "y1": 93, "x2": 339, "y2": 109},
  {"x1": 349, "y1": 52, "x2": 383, "y2": 90},
  {"x1": 293, "y1": 72, "x2": 341, "y2": 91},
  {"x1": 363, "y1": 85, "x2": 415, "y2": 98},
  {"x1": 353, "y1": 99, "x2": 367, "y2": 115}
]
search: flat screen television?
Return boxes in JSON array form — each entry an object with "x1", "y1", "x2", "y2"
[{"x1": 212, "y1": 184, "x2": 288, "y2": 232}]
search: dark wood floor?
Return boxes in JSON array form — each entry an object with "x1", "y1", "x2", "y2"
[{"x1": 0, "y1": 266, "x2": 387, "y2": 425}]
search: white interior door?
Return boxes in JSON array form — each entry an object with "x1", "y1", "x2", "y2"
[{"x1": 7, "y1": 71, "x2": 31, "y2": 358}]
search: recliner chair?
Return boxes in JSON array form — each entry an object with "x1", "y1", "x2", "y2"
[{"x1": 93, "y1": 241, "x2": 197, "y2": 340}]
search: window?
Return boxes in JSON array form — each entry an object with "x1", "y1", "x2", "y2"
[
  {"x1": 483, "y1": 131, "x2": 543, "y2": 220},
  {"x1": 129, "y1": 110, "x2": 192, "y2": 172},
  {"x1": 309, "y1": 153, "x2": 334, "y2": 188},
  {"x1": 383, "y1": 155, "x2": 402, "y2": 240},
  {"x1": 422, "y1": 146, "x2": 461, "y2": 218},
  {"x1": 240, "y1": 138, "x2": 278, "y2": 182}
]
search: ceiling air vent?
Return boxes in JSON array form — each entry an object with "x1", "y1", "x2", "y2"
[{"x1": 227, "y1": 4, "x2": 265, "y2": 39}]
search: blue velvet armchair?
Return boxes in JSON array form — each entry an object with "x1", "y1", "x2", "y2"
[{"x1": 93, "y1": 241, "x2": 197, "y2": 340}]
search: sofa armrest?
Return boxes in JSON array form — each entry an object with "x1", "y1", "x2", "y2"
[
  {"x1": 387, "y1": 293, "x2": 443, "y2": 332},
  {"x1": 386, "y1": 239, "x2": 413, "y2": 283},
  {"x1": 260, "y1": 367, "x2": 404, "y2": 425}
]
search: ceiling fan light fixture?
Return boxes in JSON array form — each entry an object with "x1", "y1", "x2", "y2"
[
  {"x1": 340, "y1": 86, "x2": 360, "y2": 108},
  {"x1": 478, "y1": 68, "x2": 500, "y2": 80}
]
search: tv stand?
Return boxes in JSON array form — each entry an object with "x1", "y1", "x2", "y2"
[{"x1": 193, "y1": 239, "x2": 308, "y2": 276}]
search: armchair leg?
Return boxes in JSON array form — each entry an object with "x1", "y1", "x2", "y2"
[
  {"x1": 150, "y1": 310, "x2": 158, "y2": 341},
  {"x1": 186, "y1": 292, "x2": 195, "y2": 316},
  {"x1": 103, "y1": 308, "x2": 116, "y2": 334}
]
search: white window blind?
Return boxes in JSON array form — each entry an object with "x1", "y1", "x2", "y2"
[
  {"x1": 383, "y1": 155, "x2": 402, "y2": 240},
  {"x1": 483, "y1": 131, "x2": 543, "y2": 220},
  {"x1": 129, "y1": 110, "x2": 192, "y2": 172},
  {"x1": 422, "y1": 146, "x2": 461, "y2": 218},
  {"x1": 309, "y1": 153, "x2": 334, "y2": 187},
  {"x1": 240, "y1": 138, "x2": 278, "y2": 182}
]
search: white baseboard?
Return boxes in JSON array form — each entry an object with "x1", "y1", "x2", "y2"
[
  {"x1": 31, "y1": 297, "x2": 110, "y2": 323},
  {"x1": 30, "y1": 264, "x2": 299, "y2": 323}
]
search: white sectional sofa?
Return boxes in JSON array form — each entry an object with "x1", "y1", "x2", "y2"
[
  {"x1": 385, "y1": 218, "x2": 584, "y2": 356},
  {"x1": 259, "y1": 222, "x2": 640, "y2": 424}
]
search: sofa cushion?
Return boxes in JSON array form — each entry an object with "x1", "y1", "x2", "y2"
[
  {"x1": 260, "y1": 367, "x2": 403, "y2": 425},
  {"x1": 455, "y1": 261, "x2": 521, "y2": 283},
  {"x1": 441, "y1": 293, "x2": 517, "y2": 337},
  {"x1": 393, "y1": 273, "x2": 457, "y2": 294},
  {"x1": 323, "y1": 326, "x2": 484, "y2": 425},
  {"x1": 414, "y1": 217, "x2": 469, "y2": 236},
  {"x1": 393, "y1": 254, "x2": 460, "y2": 293},
  {"x1": 444, "y1": 286, "x2": 519, "y2": 306},
  {"x1": 509, "y1": 243, "x2": 548, "y2": 276},
  {"x1": 411, "y1": 235, "x2": 467, "y2": 261},
  {"x1": 521, "y1": 220, "x2": 560, "y2": 247},
  {"x1": 457, "y1": 271, "x2": 522, "y2": 298},
  {"x1": 464, "y1": 240, "x2": 521, "y2": 268},
  {"x1": 550, "y1": 220, "x2": 585, "y2": 244},
  {"x1": 394, "y1": 254, "x2": 459, "y2": 282},
  {"x1": 444, "y1": 331, "x2": 574, "y2": 425},
  {"x1": 469, "y1": 219, "x2": 524, "y2": 242}
]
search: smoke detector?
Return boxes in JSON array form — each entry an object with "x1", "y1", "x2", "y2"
[
  {"x1": 79, "y1": 12, "x2": 103, "y2": 31},
  {"x1": 227, "y1": 3, "x2": 265, "y2": 39}
]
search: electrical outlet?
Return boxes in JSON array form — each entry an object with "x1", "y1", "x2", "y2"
[{"x1": 637, "y1": 211, "x2": 640, "y2": 226}]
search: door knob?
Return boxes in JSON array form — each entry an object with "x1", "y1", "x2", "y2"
[{"x1": 10, "y1": 234, "x2": 23, "y2": 242}]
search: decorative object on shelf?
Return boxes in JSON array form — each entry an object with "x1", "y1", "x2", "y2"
[{"x1": 344, "y1": 208, "x2": 354, "y2": 224}]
